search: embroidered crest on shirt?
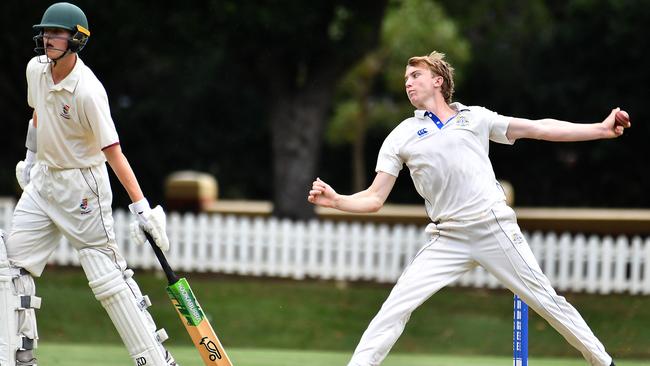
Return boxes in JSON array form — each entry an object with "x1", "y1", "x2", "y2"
[
  {"x1": 80, "y1": 198, "x2": 92, "y2": 215},
  {"x1": 416, "y1": 127, "x2": 429, "y2": 138},
  {"x1": 60, "y1": 103, "x2": 71, "y2": 119},
  {"x1": 455, "y1": 115, "x2": 470, "y2": 127}
]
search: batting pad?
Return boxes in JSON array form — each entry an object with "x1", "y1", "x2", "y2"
[
  {"x1": 0, "y1": 265, "x2": 40, "y2": 366},
  {"x1": 79, "y1": 248, "x2": 172, "y2": 366}
]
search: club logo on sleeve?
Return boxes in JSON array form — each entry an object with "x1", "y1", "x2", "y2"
[{"x1": 60, "y1": 103, "x2": 71, "y2": 119}]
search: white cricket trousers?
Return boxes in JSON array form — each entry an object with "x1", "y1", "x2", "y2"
[
  {"x1": 347, "y1": 202, "x2": 612, "y2": 366},
  {"x1": 7, "y1": 162, "x2": 119, "y2": 276}
]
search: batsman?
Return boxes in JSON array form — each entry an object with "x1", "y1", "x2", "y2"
[{"x1": 1, "y1": 3, "x2": 178, "y2": 365}]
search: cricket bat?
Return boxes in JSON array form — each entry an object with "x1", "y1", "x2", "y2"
[{"x1": 144, "y1": 231, "x2": 234, "y2": 366}]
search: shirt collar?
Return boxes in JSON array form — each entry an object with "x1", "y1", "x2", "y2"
[
  {"x1": 449, "y1": 102, "x2": 470, "y2": 112},
  {"x1": 413, "y1": 102, "x2": 470, "y2": 120},
  {"x1": 44, "y1": 55, "x2": 83, "y2": 93},
  {"x1": 414, "y1": 110, "x2": 428, "y2": 120}
]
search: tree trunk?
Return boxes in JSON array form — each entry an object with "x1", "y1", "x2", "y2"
[
  {"x1": 264, "y1": 2, "x2": 388, "y2": 220},
  {"x1": 269, "y1": 77, "x2": 335, "y2": 220}
]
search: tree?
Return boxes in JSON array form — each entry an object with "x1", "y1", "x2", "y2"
[
  {"x1": 441, "y1": 0, "x2": 650, "y2": 207},
  {"x1": 211, "y1": 1, "x2": 389, "y2": 219},
  {"x1": 327, "y1": 0, "x2": 470, "y2": 191},
  {"x1": 3, "y1": 1, "x2": 647, "y2": 210}
]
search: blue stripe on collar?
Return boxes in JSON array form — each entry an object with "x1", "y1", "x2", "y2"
[{"x1": 424, "y1": 111, "x2": 445, "y2": 129}]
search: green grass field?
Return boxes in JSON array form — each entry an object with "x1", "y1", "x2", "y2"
[
  {"x1": 31, "y1": 267, "x2": 650, "y2": 364},
  {"x1": 37, "y1": 344, "x2": 650, "y2": 366}
]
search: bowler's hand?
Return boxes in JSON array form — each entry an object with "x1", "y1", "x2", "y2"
[
  {"x1": 602, "y1": 107, "x2": 631, "y2": 138},
  {"x1": 307, "y1": 177, "x2": 338, "y2": 208}
]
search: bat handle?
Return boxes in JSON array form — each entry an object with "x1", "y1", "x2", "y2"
[{"x1": 143, "y1": 231, "x2": 180, "y2": 285}]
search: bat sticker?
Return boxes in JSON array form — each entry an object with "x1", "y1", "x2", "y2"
[{"x1": 200, "y1": 336, "x2": 223, "y2": 361}]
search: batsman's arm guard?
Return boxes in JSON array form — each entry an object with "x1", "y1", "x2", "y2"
[
  {"x1": 16, "y1": 119, "x2": 37, "y2": 190},
  {"x1": 25, "y1": 119, "x2": 37, "y2": 153}
]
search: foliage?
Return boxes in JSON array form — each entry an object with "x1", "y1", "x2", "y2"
[
  {"x1": 0, "y1": 0, "x2": 648, "y2": 208},
  {"x1": 440, "y1": 0, "x2": 650, "y2": 207},
  {"x1": 327, "y1": 0, "x2": 470, "y2": 190}
]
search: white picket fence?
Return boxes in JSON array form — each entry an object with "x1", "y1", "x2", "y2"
[{"x1": 1, "y1": 198, "x2": 649, "y2": 295}]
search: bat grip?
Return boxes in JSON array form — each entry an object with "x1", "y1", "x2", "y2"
[{"x1": 143, "y1": 231, "x2": 180, "y2": 285}]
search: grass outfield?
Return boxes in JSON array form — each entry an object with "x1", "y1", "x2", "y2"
[
  {"x1": 34, "y1": 267, "x2": 650, "y2": 361},
  {"x1": 37, "y1": 343, "x2": 650, "y2": 366}
]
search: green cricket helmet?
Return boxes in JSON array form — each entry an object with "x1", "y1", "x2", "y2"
[{"x1": 33, "y1": 2, "x2": 90, "y2": 54}]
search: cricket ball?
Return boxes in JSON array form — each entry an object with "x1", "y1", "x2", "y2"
[{"x1": 615, "y1": 110, "x2": 629, "y2": 124}]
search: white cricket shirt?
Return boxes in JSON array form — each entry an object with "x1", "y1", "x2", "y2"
[
  {"x1": 376, "y1": 102, "x2": 514, "y2": 222},
  {"x1": 26, "y1": 56, "x2": 119, "y2": 169}
]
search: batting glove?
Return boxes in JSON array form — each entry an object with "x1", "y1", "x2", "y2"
[
  {"x1": 15, "y1": 150, "x2": 36, "y2": 190},
  {"x1": 128, "y1": 198, "x2": 170, "y2": 252}
]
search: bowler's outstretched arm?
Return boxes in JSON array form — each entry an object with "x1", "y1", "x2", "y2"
[{"x1": 506, "y1": 107, "x2": 631, "y2": 142}]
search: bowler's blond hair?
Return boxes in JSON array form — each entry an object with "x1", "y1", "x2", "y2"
[{"x1": 407, "y1": 51, "x2": 455, "y2": 104}]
